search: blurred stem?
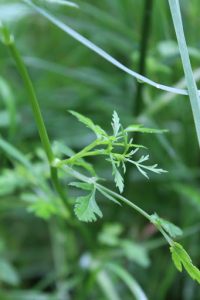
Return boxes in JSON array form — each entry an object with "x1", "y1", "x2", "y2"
[
  {"x1": 134, "y1": 0, "x2": 153, "y2": 115},
  {"x1": 0, "y1": 24, "x2": 69, "y2": 209},
  {"x1": 125, "y1": 0, "x2": 154, "y2": 196}
]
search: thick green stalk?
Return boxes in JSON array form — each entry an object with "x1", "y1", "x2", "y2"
[
  {"x1": 168, "y1": 0, "x2": 200, "y2": 147},
  {"x1": 0, "y1": 24, "x2": 68, "y2": 207}
]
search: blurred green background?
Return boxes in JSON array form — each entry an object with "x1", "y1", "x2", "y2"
[{"x1": 0, "y1": 0, "x2": 200, "y2": 299}]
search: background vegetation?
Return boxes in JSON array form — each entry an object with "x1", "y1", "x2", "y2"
[{"x1": 0, "y1": 0, "x2": 200, "y2": 299}]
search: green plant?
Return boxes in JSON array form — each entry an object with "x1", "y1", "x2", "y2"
[{"x1": 1, "y1": 0, "x2": 200, "y2": 298}]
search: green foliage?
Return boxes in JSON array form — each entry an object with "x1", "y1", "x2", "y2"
[
  {"x1": 1, "y1": 0, "x2": 200, "y2": 298},
  {"x1": 121, "y1": 240, "x2": 150, "y2": 268},
  {"x1": 21, "y1": 193, "x2": 69, "y2": 220},
  {"x1": 170, "y1": 242, "x2": 200, "y2": 284},
  {"x1": 111, "y1": 110, "x2": 121, "y2": 137},
  {"x1": 125, "y1": 124, "x2": 167, "y2": 134},
  {"x1": 69, "y1": 110, "x2": 106, "y2": 139},
  {"x1": 64, "y1": 111, "x2": 166, "y2": 193},
  {"x1": 98, "y1": 223, "x2": 150, "y2": 268},
  {"x1": 150, "y1": 213, "x2": 183, "y2": 239},
  {"x1": 74, "y1": 188, "x2": 103, "y2": 222},
  {"x1": 107, "y1": 263, "x2": 148, "y2": 300}
]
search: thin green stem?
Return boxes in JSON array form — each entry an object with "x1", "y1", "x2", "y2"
[
  {"x1": 57, "y1": 139, "x2": 100, "y2": 166},
  {"x1": 64, "y1": 165, "x2": 151, "y2": 220},
  {"x1": 55, "y1": 138, "x2": 140, "y2": 168},
  {"x1": 60, "y1": 165, "x2": 172, "y2": 244},
  {"x1": 1, "y1": 24, "x2": 69, "y2": 208},
  {"x1": 96, "y1": 183, "x2": 151, "y2": 221},
  {"x1": 2, "y1": 27, "x2": 53, "y2": 162}
]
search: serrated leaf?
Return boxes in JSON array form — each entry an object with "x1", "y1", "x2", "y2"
[
  {"x1": 114, "y1": 168, "x2": 124, "y2": 193},
  {"x1": 109, "y1": 155, "x2": 124, "y2": 193},
  {"x1": 170, "y1": 242, "x2": 200, "y2": 284},
  {"x1": 74, "y1": 189, "x2": 102, "y2": 222},
  {"x1": 125, "y1": 124, "x2": 167, "y2": 134},
  {"x1": 171, "y1": 249, "x2": 182, "y2": 271},
  {"x1": 69, "y1": 110, "x2": 106, "y2": 138},
  {"x1": 111, "y1": 163, "x2": 124, "y2": 193},
  {"x1": 111, "y1": 111, "x2": 121, "y2": 137},
  {"x1": 126, "y1": 157, "x2": 167, "y2": 179},
  {"x1": 150, "y1": 213, "x2": 182, "y2": 238},
  {"x1": 69, "y1": 181, "x2": 93, "y2": 191}
]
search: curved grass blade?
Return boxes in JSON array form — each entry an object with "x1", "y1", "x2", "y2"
[
  {"x1": 107, "y1": 263, "x2": 148, "y2": 300},
  {"x1": 23, "y1": 0, "x2": 200, "y2": 96}
]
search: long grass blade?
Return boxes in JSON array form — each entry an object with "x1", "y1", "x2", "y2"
[
  {"x1": 107, "y1": 263, "x2": 148, "y2": 300},
  {"x1": 23, "y1": 0, "x2": 200, "y2": 97},
  {"x1": 168, "y1": 0, "x2": 200, "y2": 147}
]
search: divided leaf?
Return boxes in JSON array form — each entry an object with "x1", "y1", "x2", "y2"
[
  {"x1": 111, "y1": 111, "x2": 121, "y2": 137},
  {"x1": 125, "y1": 124, "x2": 167, "y2": 134},
  {"x1": 69, "y1": 110, "x2": 106, "y2": 138},
  {"x1": 74, "y1": 188, "x2": 103, "y2": 222},
  {"x1": 150, "y1": 213, "x2": 182, "y2": 238},
  {"x1": 126, "y1": 157, "x2": 167, "y2": 179},
  {"x1": 170, "y1": 242, "x2": 200, "y2": 284},
  {"x1": 110, "y1": 156, "x2": 124, "y2": 193}
]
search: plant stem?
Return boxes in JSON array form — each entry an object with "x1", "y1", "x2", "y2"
[
  {"x1": 61, "y1": 165, "x2": 172, "y2": 245},
  {"x1": 96, "y1": 183, "x2": 151, "y2": 221},
  {"x1": 1, "y1": 24, "x2": 69, "y2": 208},
  {"x1": 134, "y1": 0, "x2": 153, "y2": 115},
  {"x1": 124, "y1": 0, "x2": 154, "y2": 196},
  {"x1": 57, "y1": 139, "x2": 100, "y2": 166}
]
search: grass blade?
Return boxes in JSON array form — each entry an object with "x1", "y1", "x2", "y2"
[
  {"x1": 107, "y1": 263, "x2": 148, "y2": 300},
  {"x1": 23, "y1": 0, "x2": 200, "y2": 97},
  {"x1": 168, "y1": 0, "x2": 200, "y2": 147},
  {"x1": 96, "y1": 269, "x2": 121, "y2": 300}
]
